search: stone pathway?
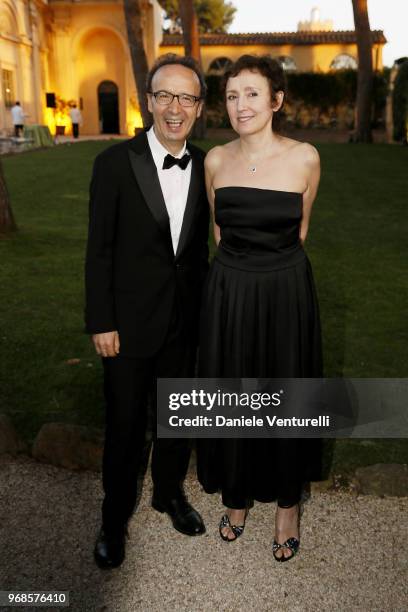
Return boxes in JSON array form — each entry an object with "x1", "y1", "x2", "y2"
[{"x1": 0, "y1": 455, "x2": 407, "y2": 612}]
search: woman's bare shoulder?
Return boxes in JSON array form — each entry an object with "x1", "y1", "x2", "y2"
[
  {"x1": 276, "y1": 138, "x2": 320, "y2": 173},
  {"x1": 205, "y1": 139, "x2": 239, "y2": 170},
  {"x1": 289, "y1": 139, "x2": 320, "y2": 166},
  {"x1": 300, "y1": 141, "x2": 319, "y2": 162}
]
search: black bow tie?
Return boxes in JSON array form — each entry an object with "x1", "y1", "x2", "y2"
[{"x1": 162, "y1": 153, "x2": 191, "y2": 170}]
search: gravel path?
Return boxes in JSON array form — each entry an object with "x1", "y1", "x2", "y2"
[{"x1": 0, "y1": 455, "x2": 407, "y2": 612}]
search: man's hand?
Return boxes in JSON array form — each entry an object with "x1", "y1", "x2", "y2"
[{"x1": 92, "y1": 331, "x2": 120, "y2": 358}]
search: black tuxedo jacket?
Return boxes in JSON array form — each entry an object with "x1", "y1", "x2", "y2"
[{"x1": 84, "y1": 130, "x2": 209, "y2": 358}]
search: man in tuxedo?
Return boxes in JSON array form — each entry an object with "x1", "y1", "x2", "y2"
[{"x1": 85, "y1": 54, "x2": 209, "y2": 569}]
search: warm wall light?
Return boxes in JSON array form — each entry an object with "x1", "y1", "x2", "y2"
[
  {"x1": 45, "y1": 107, "x2": 56, "y2": 134},
  {"x1": 133, "y1": 111, "x2": 143, "y2": 128},
  {"x1": 44, "y1": 107, "x2": 71, "y2": 135},
  {"x1": 127, "y1": 94, "x2": 144, "y2": 134},
  {"x1": 127, "y1": 109, "x2": 143, "y2": 134}
]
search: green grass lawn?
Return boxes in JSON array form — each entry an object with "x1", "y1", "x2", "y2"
[{"x1": 1, "y1": 139, "x2": 407, "y2": 476}]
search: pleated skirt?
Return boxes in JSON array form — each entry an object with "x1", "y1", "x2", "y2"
[{"x1": 197, "y1": 252, "x2": 323, "y2": 508}]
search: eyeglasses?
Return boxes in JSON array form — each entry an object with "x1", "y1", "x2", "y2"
[{"x1": 148, "y1": 90, "x2": 201, "y2": 108}]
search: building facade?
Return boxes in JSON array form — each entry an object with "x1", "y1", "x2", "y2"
[
  {"x1": 0, "y1": 1, "x2": 386, "y2": 136},
  {"x1": 0, "y1": 0, "x2": 162, "y2": 135},
  {"x1": 161, "y1": 30, "x2": 385, "y2": 76}
]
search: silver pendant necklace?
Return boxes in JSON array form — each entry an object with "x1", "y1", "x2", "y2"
[{"x1": 240, "y1": 146, "x2": 260, "y2": 173}]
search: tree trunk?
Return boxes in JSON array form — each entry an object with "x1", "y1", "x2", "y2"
[
  {"x1": 179, "y1": 0, "x2": 201, "y2": 59},
  {"x1": 123, "y1": 0, "x2": 151, "y2": 127},
  {"x1": 0, "y1": 158, "x2": 17, "y2": 236},
  {"x1": 352, "y1": 0, "x2": 373, "y2": 142},
  {"x1": 178, "y1": 0, "x2": 206, "y2": 139}
]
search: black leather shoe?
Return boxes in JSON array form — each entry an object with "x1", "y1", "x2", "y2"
[
  {"x1": 94, "y1": 527, "x2": 126, "y2": 569},
  {"x1": 152, "y1": 494, "x2": 205, "y2": 536}
]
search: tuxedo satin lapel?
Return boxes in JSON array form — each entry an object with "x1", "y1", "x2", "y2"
[
  {"x1": 175, "y1": 152, "x2": 201, "y2": 260},
  {"x1": 127, "y1": 134, "x2": 171, "y2": 244}
]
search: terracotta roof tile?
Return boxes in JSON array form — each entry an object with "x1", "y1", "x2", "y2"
[{"x1": 161, "y1": 30, "x2": 386, "y2": 46}]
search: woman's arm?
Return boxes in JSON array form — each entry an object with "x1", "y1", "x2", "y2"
[
  {"x1": 299, "y1": 144, "x2": 321, "y2": 244},
  {"x1": 204, "y1": 147, "x2": 222, "y2": 247}
]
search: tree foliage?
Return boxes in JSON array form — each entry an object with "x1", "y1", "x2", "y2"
[{"x1": 159, "y1": 0, "x2": 236, "y2": 33}]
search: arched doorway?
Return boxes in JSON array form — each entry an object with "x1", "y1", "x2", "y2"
[
  {"x1": 98, "y1": 81, "x2": 119, "y2": 134},
  {"x1": 77, "y1": 28, "x2": 126, "y2": 134}
]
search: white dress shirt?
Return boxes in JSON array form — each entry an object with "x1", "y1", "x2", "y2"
[
  {"x1": 147, "y1": 126, "x2": 191, "y2": 254},
  {"x1": 11, "y1": 105, "x2": 25, "y2": 125},
  {"x1": 69, "y1": 108, "x2": 82, "y2": 124}
]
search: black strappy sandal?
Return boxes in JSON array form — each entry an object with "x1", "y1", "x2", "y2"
[
  {"x1": 272, "y1": 536, "x2": 300, "y2": 562},
  {"x1": 219, "y1": 510, "x2": 248, "y2": 542},
  {"x1": 272, "y1": 502, "x2": 302, "y2": 562}
]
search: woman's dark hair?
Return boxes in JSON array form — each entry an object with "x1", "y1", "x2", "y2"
[
  {"x1": 146, "y1": 53, "x2": 207, "y2": 99},
  {"x1": 223, "y1": 54, "x2": 286, "y2": 129}
]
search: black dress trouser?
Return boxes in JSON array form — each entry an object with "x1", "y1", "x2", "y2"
[{"x1": 101, "y1": 302, "x2": 194, "y2": 535}]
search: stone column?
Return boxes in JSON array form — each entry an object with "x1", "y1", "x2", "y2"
[
  {"x1": 48, "y1": 6, "x2": 75, "y2": 98},
  {"x1": 28, "y1": 1, "x2": 42, "y2": 124},
  {"x1": 19, "y1": 43, "x2": 34, "y2": 124}
]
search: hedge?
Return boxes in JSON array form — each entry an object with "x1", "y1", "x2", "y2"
[{"x1": 205, "y1": 69, "x2": 390, "y2": 129}]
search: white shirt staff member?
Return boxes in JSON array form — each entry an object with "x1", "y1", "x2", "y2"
[
  {"x1": 11, "y1": 102, "x2": 25, "y2": 137},
  {"x1": 69, "y1": 104, "x2": 83, "y2": 139}
]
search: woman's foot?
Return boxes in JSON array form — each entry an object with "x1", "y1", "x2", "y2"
[
  {"x1": 273, "y1": 503, "x2": 300, "y2": 561},
  {"x1": 219, "y1": 508, "x2": 247, "y2": 541}
]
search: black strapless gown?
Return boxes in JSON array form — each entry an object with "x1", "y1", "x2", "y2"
[{"x1": 197, "y1": 186, "x2": 322, "y2": 508}]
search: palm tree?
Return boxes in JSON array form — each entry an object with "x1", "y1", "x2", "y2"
[
  {"x1": 178, "y1": 0, "x2": 206, "y2": 138},
  {"x1": 123, "y1": 0, "x2": 151, "y2": 127},
  {"x1": 352, "y1": 0, "x2": 373, "y2": 142},
  {"x1": 179, "y1": 0, "x2": 201, "y2": 59},
  {"x1": 0, "y1": 159, "x2": 16, "y2": 235}
]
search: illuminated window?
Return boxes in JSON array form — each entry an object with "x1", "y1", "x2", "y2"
[
  {"x1": 2, "y1": 70, "x2": 15, "y2": 108},
  {"x1": 330, "y1": 54, "x2": 357, "y2": 70},
  {"x1": 277, "y1": 56, "x2": 297, "y2": 72}
]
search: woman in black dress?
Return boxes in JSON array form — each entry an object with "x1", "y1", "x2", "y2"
[{"x1": 197, "y1": 55, "x2": 322, "y2": 561}]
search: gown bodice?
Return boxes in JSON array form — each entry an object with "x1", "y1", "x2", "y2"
[{"x1": 214, "y1": 186, "x2": 306, "y2": 271}]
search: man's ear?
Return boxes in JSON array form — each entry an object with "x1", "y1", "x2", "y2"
[
  {"x1": 196, "y1": 100, "x2": 204, "y2": 119},
  {"x1": 147, "y1": 94, "x2": 153, "y2": 114}
]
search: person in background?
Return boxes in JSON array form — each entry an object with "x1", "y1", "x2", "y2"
[
  {"x1": 69, "y1": 104, "x2": 83, "y2": 139},
  {"x1": 11, "y1": 102, "x2": 25, "y2": 137}
]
